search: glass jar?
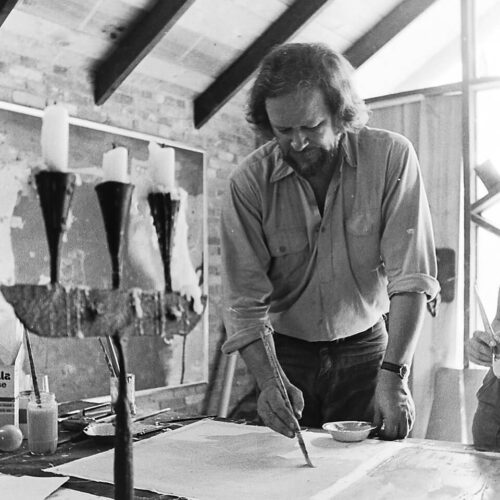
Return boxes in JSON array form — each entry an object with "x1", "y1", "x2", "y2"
[{"x1": 27, "y1": 391, "x2": 58, "y2": 455}]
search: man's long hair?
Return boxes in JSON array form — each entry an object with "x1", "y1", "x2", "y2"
[{"x1": 246, "y1": 43, "x2": 369, "y2": 137}]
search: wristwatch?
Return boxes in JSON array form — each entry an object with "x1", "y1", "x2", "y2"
[{"x1": 380, "y1": 361, "x2": 410, "y2": 380}]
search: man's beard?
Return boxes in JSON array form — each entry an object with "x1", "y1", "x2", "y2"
[{"x1": 284, "y1": 146, "x2": 336, "y2": 178}]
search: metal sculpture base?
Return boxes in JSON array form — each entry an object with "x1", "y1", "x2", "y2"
[{"x1": 0, "y1": 284, "x2": 206, "y2": 339}]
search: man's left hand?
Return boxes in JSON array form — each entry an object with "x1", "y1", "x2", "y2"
[{"x1": 373, "y1": 369, "x2": 415, "y2": 440}]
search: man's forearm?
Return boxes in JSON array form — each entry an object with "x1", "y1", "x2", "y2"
[
  {"x1": 239, "y1": 336, "x2": 284, "y2": 390},
  {"x1": 384, "y1": 292, "x2": 427, "y2": 365}
]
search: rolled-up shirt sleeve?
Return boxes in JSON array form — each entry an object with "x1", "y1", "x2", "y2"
[
  {"x1": 220, "y1": 170, "x2": 274, "y2": 354},
  {"x1": 380, "y1": 137, "x2": 440, "y2": 300}
]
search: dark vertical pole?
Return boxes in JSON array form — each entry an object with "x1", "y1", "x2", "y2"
[
  {"x1": 113, "y1": 333, "x2": 133, "y2": 500},
  {"x1": 461, "y1": 0, "x2": 476, "y2": 368}
]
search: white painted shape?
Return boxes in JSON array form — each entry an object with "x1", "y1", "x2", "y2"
[
  {"x1": 171, "y1": 189, "x2": 202, "y2": 313},
  {"x1": 0, "y1": 164, "x2": 29, "y2": 284}
]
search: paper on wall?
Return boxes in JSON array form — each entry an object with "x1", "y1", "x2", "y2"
[
  {"x1": 171, "y1": 188, "x2": 203, "y2": 313},
  {"x1": 0, "y1": 292, "x2": 23, "y2": 366}
]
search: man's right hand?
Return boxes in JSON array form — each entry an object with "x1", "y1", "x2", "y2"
[{"x1": 257, "y1": 380, "x2": 304, "y2": 438}]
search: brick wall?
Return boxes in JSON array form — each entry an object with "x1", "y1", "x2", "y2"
[{"x1": 1, "y1": 50, "x2": 257, "y2": 417}]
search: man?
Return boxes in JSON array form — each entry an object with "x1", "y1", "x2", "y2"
[
  {"x1": 468, "y1": 295, "x2": 500, "y2": 451},
  {"x1": 220, "y1": 43, "x2": 439, "y2": 441}
]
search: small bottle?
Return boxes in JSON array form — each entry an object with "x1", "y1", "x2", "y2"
[{"x1": 27, "y1": 391, "x2": 58, "y2": 455}]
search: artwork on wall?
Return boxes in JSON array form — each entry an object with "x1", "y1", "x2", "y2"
[{"x1": 0, "y1": 102, "x2": 207, "y2": 401}]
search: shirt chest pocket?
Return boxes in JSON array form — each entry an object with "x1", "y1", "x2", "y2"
[
  {"x1": 266, "y1": 228, "x2": 309, "y2": 289},
  {"x1": 345, "y1": 209, "x2": 379, "y2": 235},
  {"x1": 345, "y1": 209, "x2": 382, "y2": 273},
  {"x1": 267, "y1": 228, "x2": 309, "y2": 257}
]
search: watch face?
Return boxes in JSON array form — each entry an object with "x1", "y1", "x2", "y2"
[{"x1": 400, "y1": 364, "x2": 409, "y2": 379}]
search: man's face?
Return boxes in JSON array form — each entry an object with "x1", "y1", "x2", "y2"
[{"x1": 265, "y1": 87, "x2": 340, "y2": 178}]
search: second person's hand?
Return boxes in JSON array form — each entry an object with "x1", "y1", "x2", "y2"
[{"x1": 467, "y1": 329, "x2": 497, "y2": 366}]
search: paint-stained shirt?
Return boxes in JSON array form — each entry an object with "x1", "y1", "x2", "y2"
[{"x1": 220, "y1": 127, "x2": 439, "y2": 354}]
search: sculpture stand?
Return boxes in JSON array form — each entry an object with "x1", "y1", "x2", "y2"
[{"x1": 4, "y1": 177, "x2": 204, "y2": 500}]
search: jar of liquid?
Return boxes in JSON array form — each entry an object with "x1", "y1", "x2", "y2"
[{"x1": 27, "y1": 392, "x2": 58, "y2": 455}]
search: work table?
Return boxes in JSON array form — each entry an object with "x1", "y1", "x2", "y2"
[
  {"x1": 0, "y1": 400, "x2": 206, "y2": 499},
  {"x1": 2, "y1": 410, "x2": 500, "y2": 500}
]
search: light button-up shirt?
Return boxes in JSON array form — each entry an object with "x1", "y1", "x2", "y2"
[{"x1": 221, "y1": 127, "x2": 439, "y2": 354}]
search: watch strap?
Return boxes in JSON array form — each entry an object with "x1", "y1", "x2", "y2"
[{"x1": 380, "y1": 361, "x2": 409, "y2": 379}]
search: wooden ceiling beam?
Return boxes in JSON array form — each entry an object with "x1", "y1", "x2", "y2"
[
  {"x1": 93, "y1": 0, "x2": 196, "y2": 106},
  {"x1": 194, "y1": 0, "x2": 333, "y2": 129},
  {"x1": 344, "y1": 0, "x2": 439, "y2": 68},
  {"x1": 0, "y1": 0, "x2": 19, "y2": 27}
]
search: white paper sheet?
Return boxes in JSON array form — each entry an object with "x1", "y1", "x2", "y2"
[
  {"x1": 44, "y1": 419, "x2": 400, "y2": 500},
  {"x1": 44, "y1": 419, "x2": 500, "y2": 500},
  {"x1": 0, "y1": 473, "x2": 68, "y2": 500},
  {"x1": 48, "y1": 489, "x2": 108, "y2": 499}
]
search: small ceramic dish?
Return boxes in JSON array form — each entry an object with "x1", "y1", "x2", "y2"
[
  {"x1": 83, "y1": 422, "x2": 116, "y2": 443},
  {"x1": 322, "y1": 421, "x2": 377, "y2": 442}
]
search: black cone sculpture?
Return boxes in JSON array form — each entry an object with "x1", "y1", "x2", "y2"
[
  {"x1": 35, "y1": 170, "x2": 76, "y2": 284},
  {"x1": 147, "y1": 192, "x2": 180, "y2": 293},
  {"x1": 95, "y1": 181, "x2": 134, "y2": 290}
]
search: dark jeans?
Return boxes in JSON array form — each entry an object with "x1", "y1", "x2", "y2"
[
  {"x1": 472, "y1": 368, "x2": 500, "y2": 451},
  {"x1": 274, "y1": 320, "x2": 388, "y2": 428}
]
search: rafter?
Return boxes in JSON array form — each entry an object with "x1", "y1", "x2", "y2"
[
  {"x1": 344, "y1": 0, "x2": 439, "y2": 68},
  {"x1": 0, "y1": 0, "x2": 18, "y2": 27},
  {"x1": 93, "y1": 0, "x2": 196, "y2": 106},
  {"x1": 194, "y1": 0, "x2": 442, "y2": 128},
  {"x1": 193, "y1": 0, "x2": 333, "y2": 129}
]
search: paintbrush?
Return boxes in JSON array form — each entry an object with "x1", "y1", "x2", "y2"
[
  {"x1": 24, "y1": 327, "x2": 42, "y2": 406},
  {"x1": 105, "y1": 335, "x2": 120, "y2": 377},
  {"x1": 59, "y1": 402, "x2": 111, "y2": 420},
  {"x1": 132, "y1": 407, "x2": 172, "y2": 423},
  {"x1": 99, "y1": 338, "x2": 117, "y2": 377},
  {"x1": 474, "y1": 284, "x2": 497, "y2": 343},
  {"x1": 259, "y1": 329, "x2": 314, "y2": 468},
  {"x1": 474, "y1": 284, "x2": 499, "y2": 359}
]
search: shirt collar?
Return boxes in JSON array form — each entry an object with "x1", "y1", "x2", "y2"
[
  {"x1": 341, "y1": 130, "x2": 359, "y2": 170},
  {"x1": 269, "y1": 140, "x2": 295, "y2": 183}
]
